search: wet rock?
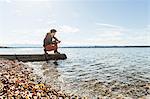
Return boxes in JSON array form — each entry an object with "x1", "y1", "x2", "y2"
[
  {"x1": 0, "y1": 59, "x2": 85, "y2": 98},
  {"x1": 0, "y1": 59, "x2": 149, "y2": 98}
]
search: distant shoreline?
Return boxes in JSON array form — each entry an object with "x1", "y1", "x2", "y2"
[
  {"x1": 0, "y1": 46, "x2": 150, "y2": 48},
  {"x1": 61, "y1": 46, "x2": 150, "y2": 48},
  {"x1": 0, "y1": 46, "x2": 10, "y2": 48}
]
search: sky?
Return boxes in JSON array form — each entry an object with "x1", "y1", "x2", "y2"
[{"x1": 0, "y1": 0, "x2": 149, "y2": 46}]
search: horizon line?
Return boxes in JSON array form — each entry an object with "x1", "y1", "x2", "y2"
[{"x1": 1, "y1": 45, "x2": 150, "y2": 48}]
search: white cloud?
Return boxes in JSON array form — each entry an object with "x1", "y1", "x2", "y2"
[
  {"x1": 0, "y1": 24, "x2": 80, "y2": 45},
  {"x1": 61, "y1": 37, "x2": 127, "y2": 46},
  {"x1": 93, "y1": 23, "x2": 150, "y2": 45},
  {"x1": 86, "y1": 38, "x2": 127, "y2": 46},
  {"x1": 146, "y1": 25, "x2": 150, "y2": 31},
  {"x1": 96, "y1": 30, "x2": 123, "y2": 37},
  {"x1": 95, "y1": 23, "x2": 127, "y2": 38},
  {"x1": 59, "y1": 25, "x2": 80, "y2": 33},
  {"x1": 96, "y1": 23, "x2": 122, "y2": 29},
  {"x1": 84, "y1": 35, "x2": 149, "y2": 46},
  {"x1": 5, "y1": 0, "x2": 12, "y2": 3}
]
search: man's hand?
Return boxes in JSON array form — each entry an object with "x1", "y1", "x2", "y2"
[
  {"x1": 57, "y1": 41, "x2": 61, "y2": 43},
  {"x1": 52, "y1": 40, "x2": 61, "y2": 44}
]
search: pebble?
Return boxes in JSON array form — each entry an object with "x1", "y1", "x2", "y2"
[
  {"x1": 0, "y1": 59, "x2": 149, "y2": 99},
  {"x1": 0, "y1": 59, "x2": 84, "y2": 98}
]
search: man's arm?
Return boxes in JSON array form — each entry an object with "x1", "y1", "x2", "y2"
[
  {"x1": 53, "y1": 36, "x2": 59, "y2": 41},
  {"x1": 51, "y1": 36, "x2": 61, "y2": 44}
]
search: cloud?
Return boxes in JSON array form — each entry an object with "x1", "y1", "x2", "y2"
[
  {"x1": 93, "y1": 23, "x2": 150, "y2": 45},
  {"x1": 95, "y1": 23, "x2": 127, "y2": 38},
  {"x1": 61, "y1": 37, "x2": 127, "y2": 46},
  {"x1": 146, "y1": 25, "x2": 150, "y2": 31},
  {"x1": 96, "y1": 30, "x2": 123, "y2": 37},
  {"x1": 5, "y1": 0, "x2": 12, "y2": 3},
  {"x1": 59, "y1": 25, "x2": 80, "y2": 33},
  {"x1": 86, "y1": 38, "x2": 127, "y2": 46},
  {"x1": 96, "y1": 23, "x2": 122, "y2": 29},
  {"x1": 1, "y1": 24, "x2": 80, "y2": 45}
]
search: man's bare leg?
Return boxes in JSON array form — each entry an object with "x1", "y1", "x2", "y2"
[
  {"x1": 54, "y1": 44, "x2": 60, "y2": 54},
  {"x1": 44, "y1": 49, "x2": 48, "y2": 54}
]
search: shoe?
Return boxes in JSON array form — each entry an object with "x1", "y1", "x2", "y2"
[
  {"x1": 45, "y1": 52, "x2": 48, "y2": 54},
  {"x1": 44, "y1": 52, "x2": 48, "y2": 54}
]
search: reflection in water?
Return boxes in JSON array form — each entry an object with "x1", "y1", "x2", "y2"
[
  {"x1": 41, "y1": 61, "x2": 61, "y2": 90},
  {"x1": 53, "y1": 61, "x2": 59, "y2": 65}
]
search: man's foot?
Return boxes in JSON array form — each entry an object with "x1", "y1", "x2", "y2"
[
  {"x1": 45, "y1": 52, "x2": 48, "y2": 54},
  {"x1": 44, "y1": 51, "x2": 48, "y2": 54},
  {"x1": 44, "y1": 49, "x2": 48, "y2": 54}
]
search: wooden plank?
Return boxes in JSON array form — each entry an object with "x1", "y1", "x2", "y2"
[{"x1": 0, "y1": 54, "x2": 67, "y2": 62}]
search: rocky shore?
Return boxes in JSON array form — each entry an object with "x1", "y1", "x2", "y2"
[{"x1": 0, "y1": 59, "x2": 86, "y2": 98}]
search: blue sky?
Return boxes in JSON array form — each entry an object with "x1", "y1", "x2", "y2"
[{"x1": 0, "y1": 0, "x2": 149, "y2": 46}]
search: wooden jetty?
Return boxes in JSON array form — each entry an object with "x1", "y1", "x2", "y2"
[{"x1": 0, "y1": 54, "x2": 67, "y2": 62}]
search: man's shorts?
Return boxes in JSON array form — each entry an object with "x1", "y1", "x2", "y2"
[{"x1": 44, "y1": 44, "x2": 57, "y2": 51}]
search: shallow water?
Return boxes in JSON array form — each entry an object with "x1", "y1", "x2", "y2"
[{"x1": 0, "y1": 48, "x2": 150, "y2": 97}]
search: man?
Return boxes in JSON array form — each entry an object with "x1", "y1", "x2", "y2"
[{"x1": 43, "y1": 29, "x2": 61, "y2": 54}]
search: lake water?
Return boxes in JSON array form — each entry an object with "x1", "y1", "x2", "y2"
[{"x1": 0, "y1": 48, "x2": 150, "y2": 98}]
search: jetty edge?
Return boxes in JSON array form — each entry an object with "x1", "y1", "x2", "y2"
[{"x1": 0, "y1": 54, "x2": 67, "y2": 62}]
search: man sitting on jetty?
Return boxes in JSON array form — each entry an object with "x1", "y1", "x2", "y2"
[{"x1": 43, "y1": 29, "x2": 61, "y2": 54}]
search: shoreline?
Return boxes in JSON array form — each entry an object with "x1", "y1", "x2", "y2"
[
  {"x1": 0, "y1": 45, "x2": 150, "y2": 49},
  {"x1": 0, "y1": 59, "x2": 150, "y2": 98},
  {"x1": 0, "y1": 59, "x2": 84, "y2": 98}
]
